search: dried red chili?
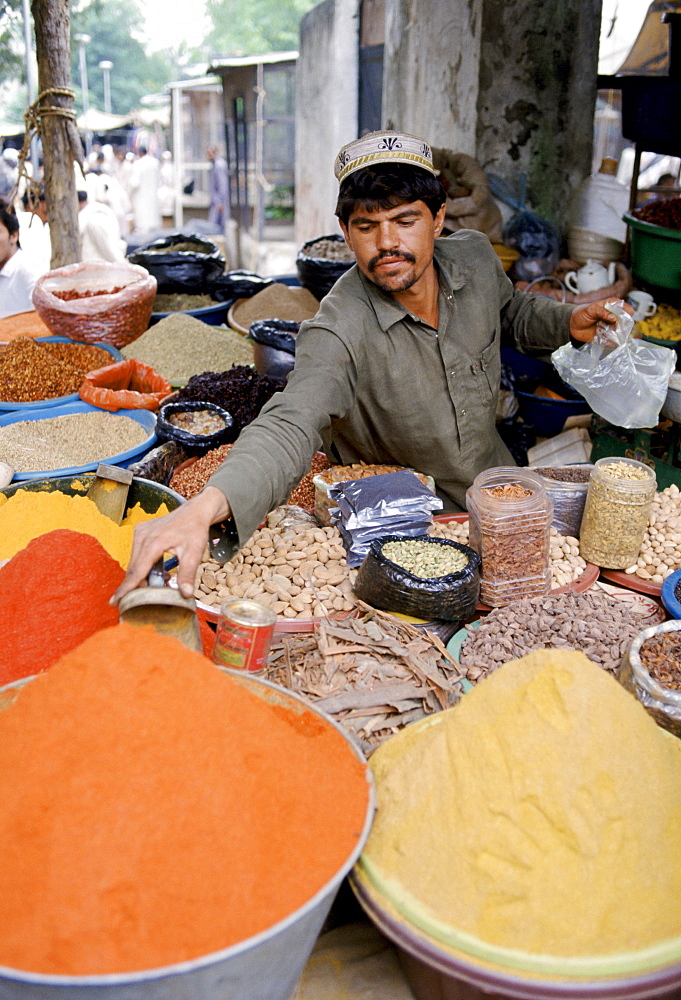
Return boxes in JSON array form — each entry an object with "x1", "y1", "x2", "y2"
[
  {"x1": 52, "y1": 285, "x2": 127, "y2": 300},
  {"x1": 0, "y1": 529, "x2": 123, "y2": 685}
]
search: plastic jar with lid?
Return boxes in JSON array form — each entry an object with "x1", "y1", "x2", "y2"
[
  {"x1": 579, "y1": 457, "x2": 656, "y2": 569},
  {"x1": 466, "y1": 467, "x2": 553, "y2": 607},
  {"x1": 619, "y1": 619, "x2": 681, "y2": 739}
]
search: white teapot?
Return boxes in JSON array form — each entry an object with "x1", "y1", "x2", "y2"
[{"x1": 565, "y1": 259, "x2": 616, "y2": 295}]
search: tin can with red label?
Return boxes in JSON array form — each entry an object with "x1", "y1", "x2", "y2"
[{"x1": 212, "y1": 598, "x2": 277, "y2": 673}]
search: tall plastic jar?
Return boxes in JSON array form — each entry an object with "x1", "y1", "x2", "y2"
[
  {"x1": 568, "y1": 158, "x2": 629, "y2": 264},
  {"x1": 466, "y1": 467, "x2": 553, "y2": 607},
  {"x1": 579, "y1": 457, "x2": 656, "y2": 569}
]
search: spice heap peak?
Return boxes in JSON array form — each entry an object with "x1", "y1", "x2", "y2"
[{"x1": 362, "y1": 648, "x2": 681, "y2": 959}]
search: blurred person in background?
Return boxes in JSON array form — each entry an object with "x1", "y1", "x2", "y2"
[
  {"x1": 77, "y1": 190, "x2": 126, "y2": 262},
  {"x1": 129, "y1": 146, "x2": 161, "y2": 234},
  {"x1": 158, "y1": 150, "x2": 176, "y2": 220},
  {"x1": 207, "y1": 145, "x2": 230, "y2": 230},
  {"x1": 18, "y1": 188, "x2": 51, "y2": 274},
  {"x1": 0, "y1": 198, "x2": 43, "y2": 318}
]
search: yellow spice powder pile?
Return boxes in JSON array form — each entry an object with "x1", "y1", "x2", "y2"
[
  {"x1": 0, "y1": 490, "x2": 169, "y2": 568},
  {"x1": 363, "y1": 649, "x2": 681, "y2": 958}
]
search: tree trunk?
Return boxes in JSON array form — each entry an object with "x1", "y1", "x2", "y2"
[{"x1": 31, "y1": 0, "x2": 82, "y2": 267}]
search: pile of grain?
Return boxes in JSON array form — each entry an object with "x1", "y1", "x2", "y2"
[{"x1": 122, "y1": 314, "x2": 254, "y2": 383}]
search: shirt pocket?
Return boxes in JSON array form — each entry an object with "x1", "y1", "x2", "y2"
[{"x1": 469, "y1": 339, "x2": 500, "y2": 408}]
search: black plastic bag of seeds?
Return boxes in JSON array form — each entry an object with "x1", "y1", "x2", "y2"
[
  {"x1": 127, "y1": 235, "x2": 225, "y2": 293},
  {"x1": 156, "y1": 400, "x2": 235, "y2": 455},
  {"x1": 206, "y1": 270, "x2": 274, "y2": 302},
  {"x1": 296, "y1": 235, "x2": 355, "y2": 300},
  {"x1": 248, "y1": 319, "x2": 300, "y2": 354},
  {"x1": 354, "y1": 534, "x2": 481, "y2": 621}
]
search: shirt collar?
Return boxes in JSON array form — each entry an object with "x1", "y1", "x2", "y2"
[
  {"x1": 0, "y1": 249, "x2": 22, "y2": 279},
  {"x1": 358, "y1": 238, "x2": 468, "y2": 331}
]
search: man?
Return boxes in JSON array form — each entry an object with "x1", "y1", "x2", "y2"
[
  {"x1": 0, "y1": 198, "x2": 43, "y2": 318},
  {"x1": 77, "y1": 190, "x2": 126, "y2": 263},
  {"x1": 18, "y1": 188, "x2": 51, "y2": 274},
  {"x1": 128, "y1": 146, "x2": 161, "y2": 234},
  {"x1": 207, "y1": 145, "x2": 230, "y2": 230},
  {"x1": 114, "y1": 131, "x2": 620, "y2": 603}
]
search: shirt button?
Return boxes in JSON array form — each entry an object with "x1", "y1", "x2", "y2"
[{"x1": 461, "y1": 409, "x2": 466, "y2": 416}]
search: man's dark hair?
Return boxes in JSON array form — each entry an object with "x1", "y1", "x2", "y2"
[
  {"x1": 0, "y1": 198, "x2": 19, "y2": 236},
  {"x1": 335, "y1": 163, "x2": 446, "y2": 224},
  {"x1": 21, "y1": 187, "x2": 45, "y2": 210}
]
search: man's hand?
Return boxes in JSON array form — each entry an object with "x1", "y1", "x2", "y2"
[
  {"x1": 111, "y1": 487, "x2": 231, "y2": 604},
  {"x1": 569, "y1": 298, "x2": 635, "y2": 344}
]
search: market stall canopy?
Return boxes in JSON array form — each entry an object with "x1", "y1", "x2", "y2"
[
  {"x1": 617, "y1": 0, "x2": 681, "y2": 75},
  {"x1": 77, "y1": 108, "x2": 130, "y2": 132},
  {"x1": 0, "y1": 120, "x2": 24, "y2": 138}
]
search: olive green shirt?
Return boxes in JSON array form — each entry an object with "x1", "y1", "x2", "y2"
[{"x1": 209, "y1": 230, "x2": 574, "y2": 545}]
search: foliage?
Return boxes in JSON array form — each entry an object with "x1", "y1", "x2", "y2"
[
  {"x1": 205, "y1": 0, "x2": 318, "y2": 56},
  {"x1": 70, "y1": 0, "x2": 174, "y2": 116},
  {"x1": 0, "y1": 0, "x2": 26, "y2": 90}
]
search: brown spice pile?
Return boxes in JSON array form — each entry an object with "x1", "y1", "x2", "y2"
[
  {"x1": 287, "y1": 452, "x2": 331, "y2": 508},
  {"x1": 170, "y1": 443, "x2": 234, "y2": 498},
  {"x1": 458, "y1": 590, "x2": 646, "y2": 681},
  {"x1": 0, "y1": 337, "x2": 112, "y2": 402},
  {"x1": 480, "y1": 482, "x2": 532, "y2": 499},
  {"x1": 639, "y1": 633, "x2": 681, "y2": 692},
  {"x1": 232, "y1": 283, "x2": 320, "y2": 328},
  {"x1": 266, "y1": 602, "x2": 463, "y2": 754}
]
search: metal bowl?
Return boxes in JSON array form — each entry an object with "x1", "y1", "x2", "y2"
[{"x1": 0, "y1": 670, "x2": 375, "y2": 999}]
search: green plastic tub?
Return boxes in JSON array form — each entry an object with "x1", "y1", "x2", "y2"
[{"x1": 624, "y1": 212, "x2": 681, "y2": 291}]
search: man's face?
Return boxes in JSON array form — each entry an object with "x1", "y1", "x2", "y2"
[
  {"x1": 339, "y1": 200, "x2": 445, "y2": 295},
  {"x1": 0, "y1": 220, "x2": 18, "y2": 272}
]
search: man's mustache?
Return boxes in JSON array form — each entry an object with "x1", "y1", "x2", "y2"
[{"x1": 368, "y1": 250, "x2": 416, "y2": 270}]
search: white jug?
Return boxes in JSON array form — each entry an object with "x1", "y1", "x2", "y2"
[{"x1": 564, "y1": 259, "x2": 616, "y2": 295}]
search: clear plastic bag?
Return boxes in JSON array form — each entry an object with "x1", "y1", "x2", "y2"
[{"x1": 551, "y1": 301, "x2": 676, "y2": 429}]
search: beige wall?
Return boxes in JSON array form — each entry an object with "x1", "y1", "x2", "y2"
[{"x1": 295, "y1": 0, "x2": 360, "y2": 242}]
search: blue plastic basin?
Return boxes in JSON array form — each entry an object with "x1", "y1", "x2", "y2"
[
  {"x1": 0, "y1": 400, "x2": 157, "y2": 480},
  {"x1": 661, "y1": 569, "x2": 681, "y2": 619},
  {"x1": 148, "y1": 299, "x2": 232, "y2": 327},
  {"x1": 0, "y1": 337, "x2": 123, "y2": 412}
]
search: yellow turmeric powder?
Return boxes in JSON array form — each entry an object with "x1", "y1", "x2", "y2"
[
  {"x1": 361, "y1": 649, "x2": 681, "y2": 961},
  {"x1": 0, "y1": 490, "x2": 170, "y2": 568}
]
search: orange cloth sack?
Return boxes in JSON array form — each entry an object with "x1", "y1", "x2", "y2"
[{"x1": 79, "y1": 358, "x2": 172, "y2": 411}]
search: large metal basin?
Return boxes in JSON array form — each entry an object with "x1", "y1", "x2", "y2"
[
  {"x1": 0, "y1": 473, "x2": 184, "y2": 514},
  {"x1": 0, "y1": 671, "x2": 375, "y2": 1000}
]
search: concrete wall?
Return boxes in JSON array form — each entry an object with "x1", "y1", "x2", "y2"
[
  {"x1": 476, "y1": 0, "x2": 602, "y2": 234},
  {"x1": 382, "y1": 0, "x2": 482, "y2": 153},
  {"x1": 295, "y1": 0, "x2": 360, "y2": 242},
  {"x1": 296, "y1": 0, "x2": 602, "y2": 241}
]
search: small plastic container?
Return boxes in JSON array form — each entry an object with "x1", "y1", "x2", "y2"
[
  {"x1": 579, "y1": 458, "x2": 656, "y2": 569},
  {"x1": 619, "y1": 619, "x2": 681, "y2": 739},
  {"x1": 465, "y1": 468, "x2": 553, "y2": 607},
  {"x1": 531, "y1": 464, "x2": 594, "y2": 537}
]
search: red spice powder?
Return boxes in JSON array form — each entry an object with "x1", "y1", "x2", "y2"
[
  {"x1": 0, "y1": 623, "x2": 370, "y2": 976},
  {"x1": 0, "y1": 529, "x2": 123, "y2": 686}
]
